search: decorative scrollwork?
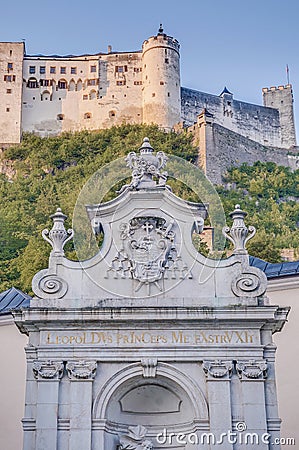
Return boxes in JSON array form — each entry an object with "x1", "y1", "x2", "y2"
[
  {"x1": 36, "y1": 274, "x2": 68, "y2": 298},
  {"x1": 118, "y1": 137, "x2": 169, "y2": 192},
  {"x1": 231, "y1": 268, "x2": 267, "y2": 297},
  {"x1": 119, "y1": 425, "x2": 153, "y2": 450}
]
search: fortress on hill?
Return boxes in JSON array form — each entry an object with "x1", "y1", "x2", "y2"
[{"x1": 0, "y1": 26, "x2": 298, "y2": 183}]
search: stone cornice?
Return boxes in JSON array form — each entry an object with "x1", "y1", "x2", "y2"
[{"x1": 13, "y1": 305, "x2": 289, "y2": 335}]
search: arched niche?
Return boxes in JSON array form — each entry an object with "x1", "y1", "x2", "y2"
[
  {"x1": 93, "y1": 362, "x2": 208, "y2": 449},
  {"x1": 41, "y1": 90, "x2": 51, "y2": 101}
]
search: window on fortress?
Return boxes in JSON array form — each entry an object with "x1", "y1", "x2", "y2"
[
  {"x1": 6, "y1": 89, "x2": 12, "y2": 94},
  {"x1": 84, "y1": 112, "x2": 92, "y2": 119},
  {"x1": 115, "y1": 66, "x2": 127, "y2": 73},
  {"x1": 40, "y1": 66, "x2": 46, "y2": 74},
  {"x1": 87, "y1": 79, "x2": 96, "y2": 86},
  {"x1": 4, "y1": 75, "x2": 12, "y2": 82},
  {"x1": 6, "y1": 107, "x2": 10, "y2": 112},
  {"x1": 116, "y1": 80, "x2": 125, "y2": 86},
  {"x1": 40, "y1": 79, "x2": 51, "y2": 87},
  {"x1": 50, "y1": 66, "x2": 56, "y2": 74},
  {"x1": 134, "y1": 67, "x2": 142, "y2": 72},
  {"x1": 165, "y1": 58, "x2": 169, "y2": 64},
  {"x1": 27, "y1": 78, "x2": 38, "y2": 88},
  {"x1": 160, "y1": 81, "x2": 164, "y2": 85},
  {"x1": 29, "y1": 66, "x2": 36, "y2": 74},
  {"x1": 57, "y1": 114, "x2": 64, "y2": 120},
  {"x1": 152, "y1": 93, "x2": 156, "y2": 97},
  {"x1": 134, "y1": 81, "x2": 142, "y2": 85},
  {"x1": 90, "y1": 65, "x2": 96, "y2": 73},
  {"x1": 58, "y1": 80, "x2": 67, "y2": 89},
  {"x1": 71, "y1": 67, "x2": 77, "y2": 74},
  {"x1": 60, "y1": 67, "x2": 66, "y2": 74},
  {"x1": 83, "y1": 94, "x2": 88, "y2": 100},
  {"x1": 7, "y1": 62, "x2": 13, "y2": 70}
]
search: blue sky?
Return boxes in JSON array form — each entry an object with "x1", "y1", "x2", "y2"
[{"x1": 1, "y1": 0, "x2": 299, "y2": 140}]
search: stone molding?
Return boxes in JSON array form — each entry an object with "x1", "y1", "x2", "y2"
[
  {"x1": 32, "y1": 360, "x2": 64, "y2": 380},
  {"x1": 66, "y1": 360, "x2": 97, "y2": 380},
  {"x1": 236, "y1": 360, "x2": 267, "y2": 380},
  {"x1": 203, "y1": 360, "x2": 233, "y2": 379},
  {"x1": 140, "y1": 358, "x2": 158, "y2": 378}
]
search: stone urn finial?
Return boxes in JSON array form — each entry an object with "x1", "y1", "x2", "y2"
[
  {"x1": 119, "y1": 137, "x2": 168, "y2": 191},
  {"x1": 222, "y1": 204, "x2": 256, "y2": 254},
  {"x1": 42, "y1": 208, "x2": 74, "y2": 256}
]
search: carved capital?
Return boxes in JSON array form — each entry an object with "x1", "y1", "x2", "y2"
[
  {"x1": 203, "y1": 360, "x2": 233, "y2": 379},
  {"x1": 141, "y1": 358, "x2": 158, "y2": 378},
  {"x1": 33, "y1": 360, "x2": 64, "y2": 380},
  {"x1": 236, "y1": 360, "x2": 267, "y2": 380},
  {"x1": 66, "y1": 360, "x2": 97, "y2": 380}
]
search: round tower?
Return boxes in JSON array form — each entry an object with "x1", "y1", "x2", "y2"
[{"x1": 142, "y1": 25, "x2": 181, "y2": 130}]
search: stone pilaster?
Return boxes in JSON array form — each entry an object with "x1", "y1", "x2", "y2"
[
  {"x1": 203, "y1": 360, "x2": 233, "y2": 449},
  {"x1": 236, "y1": 359, "x2": 269, "y2": 449},
  {"x1": 32, "y1": 360, "x2": 63, "y2": 450},
  {"x1": 66, "y1": 361, "x2": 97, "y2": 450}
]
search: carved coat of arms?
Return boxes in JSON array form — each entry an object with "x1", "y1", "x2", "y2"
[{"x1": 120, "y1": 217, "x2": 175, "y2": 289}]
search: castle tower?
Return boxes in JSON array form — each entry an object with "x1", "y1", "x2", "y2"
[
  {"x1": 142, "y1": 25, "x2": 181, "y2": 130},
  {"x1": 0, "y1": 42, "x2": 24, "y2": 147},
  {"x1": 262, "y1": 84, "x2": 297, "y2": 148}
]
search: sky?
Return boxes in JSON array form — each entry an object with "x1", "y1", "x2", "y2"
[{"x1": 1, "y1": 0, "x2": 299, "y2": 140}]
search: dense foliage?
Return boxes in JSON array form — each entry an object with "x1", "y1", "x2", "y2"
[{"x1": 0, "y1": 125, "x2": 298, "y2": 293}]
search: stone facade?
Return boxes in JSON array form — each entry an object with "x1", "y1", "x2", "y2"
[{"x1": 14, "y1": 139, "x2": 289, "y2": 449}]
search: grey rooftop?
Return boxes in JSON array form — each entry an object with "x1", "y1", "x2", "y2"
[
  {"x1": 0, "y1": 287, "x2": 31, "y2": 315},
  {"x1": 249, "y1": 256, "x2": 299, "y2": 279}
]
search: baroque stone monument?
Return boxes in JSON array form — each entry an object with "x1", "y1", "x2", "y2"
[{"x1": 15, "y1": 138, "x2": 289, "y2": 449}]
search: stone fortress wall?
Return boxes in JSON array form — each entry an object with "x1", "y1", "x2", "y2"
[{"x1": 0, "y1": 27, "x2": 298, "y2": 182}]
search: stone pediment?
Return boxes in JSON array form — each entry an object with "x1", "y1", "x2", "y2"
[{"x1": 31, "y1": 138, "x2": 267, "y2": 307}]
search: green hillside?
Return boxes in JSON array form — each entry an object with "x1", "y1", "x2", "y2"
[{"x1": 0, "y1": 124, "x2": 298, "y2": 293}]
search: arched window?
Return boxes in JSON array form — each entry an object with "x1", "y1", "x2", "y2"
[
  {"x1": 69, "y1": 79, "x2": 76, "y2": 91},
  {"x1": 27, "y1": 77, "x2": 39, "y2": 88},
  {"x1": 57, "y1": 114, "x2": 64, "y2": 121},
  {"x1": 84, "y1": 112, "x2": 92, "y2": 119},
  {"x1": 109, "y1": 110, "x2": 116, "y2": 118},
  {"x1": 89, "y1": 89, "x2": 97, "y2": 100},
  {"x1": 58, "y1": 79, "x2": 67, "y2": 89},
  {"x1": 41, "y1": 90, "x2": 51, "y2": 101},
  {"x1": 76, "y1": 79, "x2": 82, "y2": 91}
]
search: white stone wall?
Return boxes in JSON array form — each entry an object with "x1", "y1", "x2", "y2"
[
  {"x1": 21, "y1": 52, "x2": 144, "y2": 136},
  {"x1": 0, "y1": 42, "x2": 24, "y2": 145}
]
